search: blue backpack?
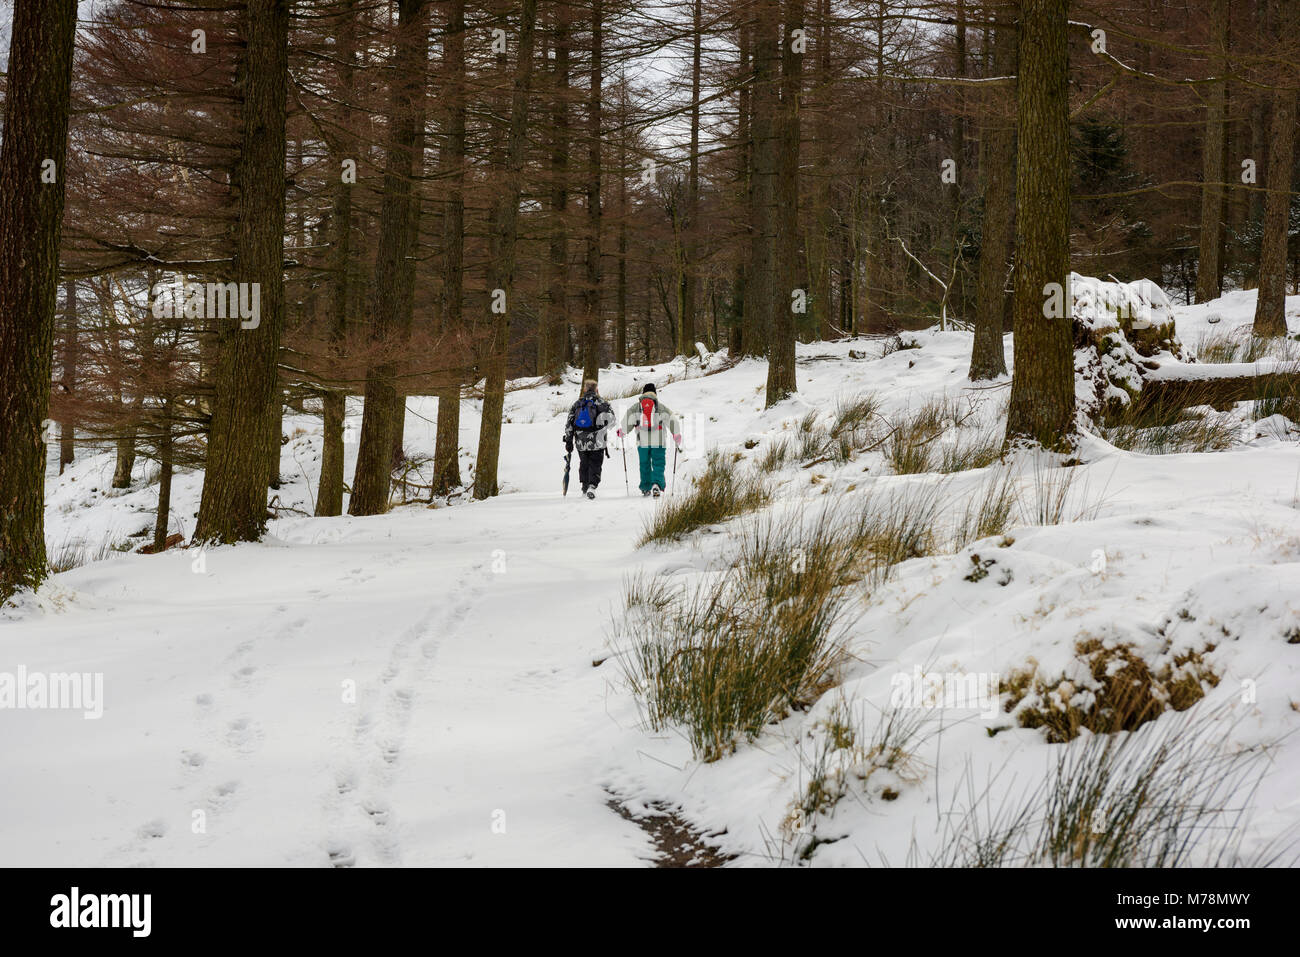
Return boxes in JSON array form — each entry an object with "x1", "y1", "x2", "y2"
[{"x1": 574, "y1": 397, "x2": 599, "y2": 431}]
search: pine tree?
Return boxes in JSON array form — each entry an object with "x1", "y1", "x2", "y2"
[
  {"x1": 194, "y1": 0, "x2": 289, "y2": 543},
  {"x1": 0, "y1": 0, "x2": 79, "y2": 599},
  {"x1": 1004, "y1": 0, "x2": 1074, "y2": 451}
]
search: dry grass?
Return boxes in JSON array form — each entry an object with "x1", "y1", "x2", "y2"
[
  {"x1": 1193, "y1": 327, "x2": 1300, "y2": 364},
  {"x1": 638, "y1": 450, "x2": 770, "y2": 546},
  {"x1": 622, "y1": 487, "x2": 951, "y2": 761},
  {"x1": 621, "y1": 507, "x2": 866, "y2": 761},
  {"x1": 48, "y1": 532, "x2": 133, "y2": 573},
  {"x1": 934, "y1": 705, "x2": 1276, "y2": 867},
  {"x1": 953, "y1": 468, "x2": 1020, "y2": 548}
]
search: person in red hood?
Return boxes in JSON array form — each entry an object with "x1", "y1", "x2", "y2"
[{"x1": 616, "y1": 383, "x2": 682, "y2": 497}]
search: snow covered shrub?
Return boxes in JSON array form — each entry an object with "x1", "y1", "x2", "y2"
[
  {"x1": 638, "y1": 450, "x2": 769, "y2": 545},
  {"x1": 1001, "y1": 637, "x2": 1219, "y2": 744},
  {"x1": 782, "y1": 698, "x2": 936, "y2": 863}
]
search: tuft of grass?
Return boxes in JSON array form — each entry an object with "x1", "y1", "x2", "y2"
[
  {"x1": 830, "y1": 393, "x2": 882, "y2": 444},
  {"x1": 621, "y1": 506, "x2": 867, "y2": 761},
  {"x1": 1192, "y1": 327, "x2": 1246, "y2": 363},
  {"x1": 622, "y1": 485, "x2": 950, "y2": 762},
  {"x1": 1194, "y1": 326, "x2": 1300, "y2": 364},
  {"x1": 47, "y1": 531, "x2": 130, "y2": 574},
  {"x1": 1102, "y1": 400, "x2": 1240, "y2": 455},
  {"x1": 954, "y1": 467, "x2": 1019, "y2": 548},
  {"x1": 638, "y1": 449, "x2": 770, "y2": 546},
  {"x1": 1251, "y1": 362, "x2": 1300, "y2": 424},
  {"x1": 795, "y1": 410, "x2": 828, "y2": 460},
  {"x1": 883, "y1": 398, "x2": 967, "y2": 475},
  {"x1": 755, "y1": 436, "x2": 793, "y2": 472},
  {"x1": 935, "y1": 707, "x2": 1275, "y2": 867},
  {"x1": 939, "y1": 429, "x2": 1003, "y2": 474},
  {"x1": 1025, "y1": 460, "x2": 1107, "y2": 525},
  {"x1": 780, "y1": 696, "x2": 938, "y2": 863}
]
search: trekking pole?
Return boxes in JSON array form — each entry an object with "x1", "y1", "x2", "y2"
[
  {"x1": 672, "y1": 443, "x2": 678, "y2": 494},
  {"x1": 621, "y1": 437, "x2": 630, "y2": 496}
]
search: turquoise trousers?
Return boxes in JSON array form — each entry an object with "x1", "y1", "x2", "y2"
[{"x1": 637, "y1": 446, "x2": 667, "y2": 492}]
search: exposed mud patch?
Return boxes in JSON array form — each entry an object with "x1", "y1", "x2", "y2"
[{"x1": 607, "y1": 794, "x2": 737, "y2": 868}]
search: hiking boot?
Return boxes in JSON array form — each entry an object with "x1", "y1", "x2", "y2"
[
  {"x1": 651, "y1": 485, "x2": 662, "y2": 498},
  {"x1": 585, "y1": 489, "x2": 596, "y2": 500}
]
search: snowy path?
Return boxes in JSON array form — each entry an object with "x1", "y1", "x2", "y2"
[{"x1": 2, "y1": 490, "x2": 665, "y2": 867}]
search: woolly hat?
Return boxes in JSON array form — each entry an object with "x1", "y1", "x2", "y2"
[{"x1": 641, "y1": 382, "x2": 656, "y2": 395}]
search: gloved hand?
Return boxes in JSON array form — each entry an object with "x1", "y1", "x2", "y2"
[
  {"x1": 615, "y1": 428, "x2": 623, "y2": 438},
  {"x1": 673, "y1": 434, "x2": 682, "y2": 447},
  {"x1": 564, "y1": 435, "x2": 573, "y2": 453}
]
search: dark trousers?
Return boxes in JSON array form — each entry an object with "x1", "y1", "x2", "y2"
[{"x1": 578, "y1": 448, "x2": 605, "y2": 489}]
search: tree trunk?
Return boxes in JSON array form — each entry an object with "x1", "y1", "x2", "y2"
[
  {"x1": 734, "y1": 14, "x2": 751, "y2": 356},
  {"x1": 1253, "y1": 2, "x2": 1297, "y2": 338},
  {"x1": 765, "y1": 0, "x2": 800, "y2": 405},
  {"x1": 616, "y1": 77, "x2": 629, "y2": 364},
  {"x1": 154, "y1": 400, "x2": 174, "y2": 551},
  {"x1": 0, "y1": 0, "x2": 78, "y2": 598},
  {"x1": 579, "y1": 0, "x2": 604, "y2": 382},
  {"x1": 1004, "y1": 0, "x2": 1074, "y2": 450},
  {"x1": 433, "y1": 0, "x2": 467, "y2": 495},
  {"x1": 807, "y1": 0, "x2": 834, "y2": 341},
  {"x1": 59, "y1": 278, "x2": 77, "y2": 473},
  {"x1": 969, "y1": 0, "x2": 1013, "y2": 380},
  {"x1": 1195, "y1": 0, "x2": 1229, "y2": 304},
  {"x1": 748, "y1": 1, "x2": 779, "y2": 359},
  {"x1": 538, "y1": 2, "x2": 571, "y2": 381},
  {"x1": 194, "y1": 0, "x2": 288, "y2": 542},
  {"x1": 348, "y1": 0, "x2": 428, "y2": 516},
  {"x1": 472, "y1": 0, "x2": 539, "y2": 499},
  {"x1": 678, "y1": 0, "x2": 703, "y2": 356},
  {"x1": 316, "y1": 15, "x2": 355, "y2": 522}
]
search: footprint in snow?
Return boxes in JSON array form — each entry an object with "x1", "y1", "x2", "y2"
[
  {"x1": 137, "y1": 820, "x2": 167, "y2": 840},
  {"x1": 206, "y1": 781, "x2": 240, "y2": 809},
  {"x1": 226, "y1": 717, "x2": 262, "y2": 752},
  {"x1": 326, "y1": 843, "x2": 355, "y2": 868}
]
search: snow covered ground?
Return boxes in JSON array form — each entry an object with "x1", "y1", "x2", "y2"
[{"x1": 3, "y1": 289, "x2": 1298, "y2": 866}]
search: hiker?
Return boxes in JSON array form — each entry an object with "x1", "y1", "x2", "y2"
[
  {"x1": 617, "y1": 383, "x2": 682, "y2": 497},
  {"x1": 563, "y1": 379, "x2": 615, "y2": 499}
]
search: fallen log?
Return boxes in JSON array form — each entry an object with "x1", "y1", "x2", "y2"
[{"x1": 1131, "y1": 360, "x2": 1300, "y2": 418}]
